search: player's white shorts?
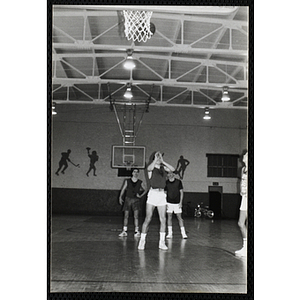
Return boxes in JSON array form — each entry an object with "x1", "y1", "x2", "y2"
[
  {"x1": 147, "y1": 188, "x2": 167, "y2": 206},
  {"x1": 166, "y1": 203, "x2": 182, "y2": 214}
]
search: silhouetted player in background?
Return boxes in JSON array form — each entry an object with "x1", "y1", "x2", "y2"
[
  {"x1": 86, "y1": 147, "x2": 99, "y2": 177},
  {"x1": 175, "y1": 155, "x2": 190, "y2": 179},
  {"x1": 55, "y1": 149, "x2": 79, "y2": 175}
]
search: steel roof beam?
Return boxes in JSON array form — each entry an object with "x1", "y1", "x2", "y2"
[
  {"x1": 53, "y1": 52, "x2": 246, "y2": 68},
  {"x1": 52, "y1": 99, "x2": 247, "y2": 110},
  {"x1": 53, "y1": 43, "x2": 247, "y2": 57},
  {"x1": 53, "y1": 8, "x2": 247, "y2": 28},
  {"x1": 52, "y1": 78, "x2": 247, "y2": 90}
]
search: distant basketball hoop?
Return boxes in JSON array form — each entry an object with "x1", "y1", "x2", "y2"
[
  {"x1": 123, "y1": 10, "x2": 154, "y2": 42},
  {"x1": 111, "y1": 145, "x2": 146, "y2": 169}
]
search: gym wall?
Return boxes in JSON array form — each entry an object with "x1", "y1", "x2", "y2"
[{"x1": 51, "y1": 105, "x2": 247, "y2": 218}]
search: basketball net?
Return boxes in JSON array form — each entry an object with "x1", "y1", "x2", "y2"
[
  {"x1": 123, "y1": 10, "x2": 153, "y2": 43},
  {"x1": 126, "y1": 161, "x2": 133, "y2": 171}
]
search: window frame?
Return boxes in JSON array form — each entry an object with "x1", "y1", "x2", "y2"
[{"x1": 206, "y1": 153, "x2": 240, "y2": 178}]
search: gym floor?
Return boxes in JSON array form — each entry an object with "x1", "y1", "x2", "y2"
[{"x1": 50, "y1": 214, "x2": 247, "y2": 294}]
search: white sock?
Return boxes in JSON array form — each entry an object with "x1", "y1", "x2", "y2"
[
  {"x1": 123, "y1": 226, "x2": 127, "y2": 232},
  {"x1": 140, "y1": 233, "x2": 147, "y2": 240},
  {"x1": 159, "y1": 232, "x2": 166, "y2": 242},
  {"x1": 168, "y1": 226, "x2": 172, "y2": 233},
  {"x1": 180, "y1": 227, "x2": 186, "y2": 235}
]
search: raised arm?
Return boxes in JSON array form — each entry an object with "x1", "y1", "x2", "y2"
[
  {"x1": 147, "y1": 152, "x2": 161, "y2": 179},
  {"x1": 161, "y1": 158, "x2": 175, "y2": 172},
  {"x1": 147, "y1": 152, "x2": 160, "y2": 171}
]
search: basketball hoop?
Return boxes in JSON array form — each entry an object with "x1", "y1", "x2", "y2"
[
  {"x1": 125, "y1": 161, "x2": 133, "y2": 171},
  {"x1": 123, "y1": 10, "x2": 153, "y2": 42},
  {"x1": 111, "y1": 146, "x2": 146, "y2": 169}
]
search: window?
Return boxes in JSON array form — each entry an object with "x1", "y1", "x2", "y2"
[{"x1": 206, "y1": 154, "x2": 239, "y2": 178}]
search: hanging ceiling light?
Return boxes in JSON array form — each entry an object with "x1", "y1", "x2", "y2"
[
  {"x1": 124, "y1": 57, "x2": 136, "y2": 70},
  {"x1": 221, "y1": 86, "x2": 230, "y2": 102},
  {"x1": 52, "y1": 102, "x2": 57, "y2": 115},
  {"x1": 124, "y1": 84, "x2": 133, "y2": 99},
  {"x1": 203, "y1": 107, "x2": 211, "y2": 120},
  {"x1": 123, "y1": 50, "x2": 136, "y2": 70}
]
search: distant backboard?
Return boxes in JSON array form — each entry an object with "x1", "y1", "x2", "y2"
[{"x1": 111, "y1": 145, "x2": 146, "y2": 169}]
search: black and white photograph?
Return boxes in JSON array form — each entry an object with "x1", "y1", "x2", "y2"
[
  {"x1": 6, "y1": 1, "x2": 300, "y2": 300},
  {"x1": 49, "y1": 2, "x2": 253, "y2": 298}
]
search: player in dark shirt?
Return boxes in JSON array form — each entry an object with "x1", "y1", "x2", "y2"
[
  {"x1": 119, "y1": 168, "x2": 147, "y2": 237},
  {"x1": 165, "y1": 172, "x2": 187, "y2": 239}
]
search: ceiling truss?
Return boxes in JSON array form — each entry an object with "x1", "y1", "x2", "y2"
[{"x1": 52, "y1": 6, "x2": 248, "y2": 109}]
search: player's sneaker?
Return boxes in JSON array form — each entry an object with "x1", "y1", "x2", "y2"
[
  {"x1": 138, "y1": 239, "x2": 145, "y2": 250},
  {"x1": 159, "y1": 241, "x2": 168, "y2": 250},
  {"x1": 235, "y1": 246, "x2": 247, "y2": 257},
  {"x1": 181, "y1": 233, "x2": 188, "y2": 239},
  {"x1": 118, "y1": 231, "x2": 127, "y2": 237}
]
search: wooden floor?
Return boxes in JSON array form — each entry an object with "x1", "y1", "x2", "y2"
[{"x1": 50, "y1": 214, "x2": 247, "y2": 294}]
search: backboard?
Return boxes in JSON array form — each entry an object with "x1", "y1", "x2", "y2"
[{"x1": 111, "y1": 145, "x2": 146, "y2": 169}]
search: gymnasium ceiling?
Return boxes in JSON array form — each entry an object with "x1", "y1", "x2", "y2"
[{"x1": 52, "y1": 5, "x2": 248, "y2": 110}]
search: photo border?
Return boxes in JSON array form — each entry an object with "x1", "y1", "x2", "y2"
[{"x1": 47, "y1": 0, "x2": 254, "y2": 299}]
